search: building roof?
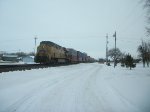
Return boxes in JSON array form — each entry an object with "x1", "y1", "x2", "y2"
[{"x1": 2, "y1": 54, "x2": 18, "y2": 58}]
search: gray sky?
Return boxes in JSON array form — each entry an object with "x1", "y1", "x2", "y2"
[{"x1": 0, "y1": 0, "x2": 148, "y2": 59}]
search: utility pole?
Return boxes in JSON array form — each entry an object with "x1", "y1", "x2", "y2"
[
  {"x1": 34, "y1": 36, "x2": 38, "y2": 56},
  {"x1": 113, "y1": 31, "x2": 116, "y2": 68},
  {"x1": 106, "y1": 34, "x2": 108, "y2": 65}
]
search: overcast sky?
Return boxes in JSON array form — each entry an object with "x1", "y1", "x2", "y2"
[{"x1": 0, "y1": 0, "x2": 148, "y2": 59}]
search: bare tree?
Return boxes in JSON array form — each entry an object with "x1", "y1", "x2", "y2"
[
  {"x1": 108, "y1": 48, "x2": 123, "y2": 63},
  {"x1": 144, "y1": 0, "x2": 150, "y2": 36},
  {"x1": 137, "y1": 41, "x2": 150, "y2": 67}
]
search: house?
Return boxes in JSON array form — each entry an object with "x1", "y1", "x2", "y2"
[
  {"x1": 0, "y1": 51, "x2": 5, "y2": 60},
  {"x1": 2, "y1": 54, "x2": 18, "y2": 62},
  {"x1": 22, "y1": 56, "x2": 34, "y2": 64}
]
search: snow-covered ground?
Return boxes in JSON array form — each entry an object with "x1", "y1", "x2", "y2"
[
  {"x1": 0, "y1": 63, "x2": 150, "y2": 112},
  {"x1": 0, "y1": 61, "x2": 35, "y2": 65}
]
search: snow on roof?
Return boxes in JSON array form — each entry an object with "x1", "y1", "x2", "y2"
[
  {"x1": 23, "y1": 56, "x2": 34, "y2": 59},
  {"x1": 30, "y1": 56, "x2": 34, "y2": 58},
  {"x1": 2, "y1": 54, "x2": 18, "y2": 58}
]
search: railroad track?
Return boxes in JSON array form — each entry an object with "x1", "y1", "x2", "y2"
[{"x1": 0, "y1": 63, "x2": 72, "y2": 73}]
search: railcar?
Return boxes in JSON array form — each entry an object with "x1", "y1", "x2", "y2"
[
  {"x1": 35, "y1": 41, "x2": 67, "y2": 64},
  {"x1": 67, "y1": 48, "x2": 78, "y2": 63},
  {"x1": 77, "y1": 51, "x2": 84, "y2": 62}
]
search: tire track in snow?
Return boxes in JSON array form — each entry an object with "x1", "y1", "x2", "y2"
[
  {"x1": 87, "y1": 65, "x2": 141, "y2": 112},
  {"x1": 106, "y1": 81, "x2": 142, "y2": 112},
  {"x1": 12, "y1": 63, "x2": 102, "y2": 112},
  {"x1": 1, "y1": 64, "x2": 96, "y2": 112},
  {"x1": 1, "y1": 63, "x2": 142, "y2": 112},
  {"x1": 82, "y1": 64, "x2": 110, "y2": 112},
  {"x1": 23, "y1": 64, "x2": 101, "y2": 112}
]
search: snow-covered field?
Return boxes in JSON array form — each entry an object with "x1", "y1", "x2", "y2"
[{"x1": 0, "y1": 63, "x2": 150, "y2": 112}]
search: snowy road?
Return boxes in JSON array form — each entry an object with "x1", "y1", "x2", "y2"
[{"x1": 0, "y1": 63, "x2": 150, "y2": 112}]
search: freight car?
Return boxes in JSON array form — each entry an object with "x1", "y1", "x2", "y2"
[{"x1": 67, "y1": 48, "x2": 78, "y2": 63}]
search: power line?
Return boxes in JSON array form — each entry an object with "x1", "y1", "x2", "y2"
[
  {"x1": 113, "y1": 31, "x2": 117, "y2": 68},
  {"x1": 34, "y1": 36, "x2": 38, "y2": 55},
  {"x1": 119, "y1": 1, "x2": 145, "y2": 33},
  {"x1": 121, "y1": 12, "x2": 145, "y2": 33},
  {"x1": 106, "y1": 34, "x2": 108, "y2": 65},
  {"x1": 0, "y1": 38, "x2": 27, "y2": 42}
]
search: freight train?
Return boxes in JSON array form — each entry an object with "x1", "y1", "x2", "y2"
[{"x1": 35, "y1": 41, "x2": 95, "y2": 64}]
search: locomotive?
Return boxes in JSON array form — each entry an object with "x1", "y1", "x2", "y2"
[{"x1": 35, "y1": 41, "x2": 95, "y2": 64}]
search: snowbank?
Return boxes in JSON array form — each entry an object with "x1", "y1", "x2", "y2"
[{"x1": 0, "y1": 63, "x2": 149, "y2": 112}]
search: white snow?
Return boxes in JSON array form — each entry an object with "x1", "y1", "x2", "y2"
[{"x1": 0, "y1": 63, "x2": 150, "y2": 112}]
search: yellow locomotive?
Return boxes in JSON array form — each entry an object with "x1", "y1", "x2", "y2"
[{"x1": 35, "y1": 41, "x2": 67, "y2": 64}]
